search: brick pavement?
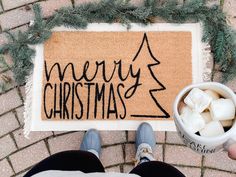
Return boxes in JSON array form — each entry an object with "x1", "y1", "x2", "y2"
[{"x1": 0, "y1": 0, "x2": 236, "y2": 177}]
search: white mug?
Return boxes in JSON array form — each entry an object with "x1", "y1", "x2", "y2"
[{"x1": 173, "y1": 82, "x2": 236, "y2": 154}]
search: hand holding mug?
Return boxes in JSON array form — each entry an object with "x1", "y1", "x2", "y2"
[{"x1": 228, "y1": 143, "x2": 236, "y2": 160}]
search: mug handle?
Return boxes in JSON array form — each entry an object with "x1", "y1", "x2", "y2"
[{"x1": 224, "y1": 131, "x2": 236, "y2": 151}]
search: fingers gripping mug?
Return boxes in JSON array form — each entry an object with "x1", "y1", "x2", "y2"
[{"x1": 173, "y1": 82, "x2": 236, "y2": 154}]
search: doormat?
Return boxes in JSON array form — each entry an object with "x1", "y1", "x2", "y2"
[{"x1": 25, "y1": 23, "x2": 210, "y2": 135}]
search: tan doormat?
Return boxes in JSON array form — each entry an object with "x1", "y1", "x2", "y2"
[{"x1": 24, "y1": 23, "x2": 208, "y2": 135}]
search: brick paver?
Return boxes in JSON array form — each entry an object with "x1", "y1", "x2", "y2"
[
  {"x1": 48, "y1": 132, "x2": 84, "y2": 154},
  {"x1": 74, "y1": 0, "x2": 98, "y2": 6},
  {"x1": 100, "y1": 145, "x2": 124, "y2": 167},
  {"x1": 203, "y1": 169, "x2": 236, "y2": 177},
  {"x1": 9, "y1": 141, "x2": 49, "y2": 173},
  {"x1": 0, "y1": 6, "x2": 34, "y2": 30},
  {"x1": 13, "y1": 129, "x2": 53, "y2": 148},
  {"x1": 166, "y1": 131, "x2": 184, "y2": 145},
  {"x1": 15, "y1": 106, "x2": 25, "y2": 126},
  {"x1": 0, "y1": 33, "x2": 8, "y2": 49},
  {"x1": 154, "y1": 145, "x2": 163, "y2": 161},
  {"x1": 39, "y1": 0, "x2": 72, "y2": 18},
  {"x1": 125, "y1": 143, "x2": 136, "y2": 164},
  {"x1": 0, "y1": 0, "x2": 236, "y2": 177},
  {"x1": 127, "y1": 131, "x2": 136, "y2": 142},
  {"x1": 74, "y1": 0, "x2": 144, "y2": 6},
  {"x1": 204, "y1": 151, "x2": 236, "y2": 173},
  {"x1": 0, "y1": 112, "x2": 19, "y2": 136},
  {"x1": 213, "y1": 71, "x2": 236, "y2": 92},
  {"x1": 105, "y1": 165, "x2": 121, "y2": 173},
  {"x1": 0, "y1": 159, "x2": 14, "y2": 177},
  {"x1": 165, "y1": 145, "x2": 202, "y2": 167},
  {"x1": 53, "y1": 131, "x2": 69, "y2": 135},
  {"x1": 14, "y1": 171, "x2": 28, "y2": 177},
  {"x1": 100, "y1": 131, "x2": 126, "y2": 145},
  {"x1": 0, "y1": 89, "x2": 22, "y2": 115},
  {"x1": 19, "y1": 86, "x2": 26, "y2": 101},
  {"x1": 123, "y1": 164, "x2": 134, "y2": 173},
  {"x1": 224, "y1": 0, "x2": 236, "y2": 15},
  {"x1": 1, "y1": 0, "x2": 39, "y2": 10},
  {"x1": 225, "y1": 78, "x2": 236, "y2": 93},
  {"x1": 0, "y1": 135, "x2": 17, "y2": 159}
]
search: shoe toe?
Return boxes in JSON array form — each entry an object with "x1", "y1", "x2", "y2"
[
  {"x1": 136, "y1": 123, "x2": 156, "y2": 149},
  {"x1": 80, "y1": 129, "x2": 101, "y2": 154}
]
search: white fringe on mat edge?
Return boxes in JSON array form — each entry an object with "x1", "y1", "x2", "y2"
[
  {"x1": 23, "y1": 72, "x2": 33, "y2": 138},
  {"x1": 202, "y1": 43, "x2": 213, "y2": 82}
]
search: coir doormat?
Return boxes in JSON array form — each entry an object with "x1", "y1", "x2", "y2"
[{"x1": 24, "y1": 23, "x2": 209, "y2": 135}]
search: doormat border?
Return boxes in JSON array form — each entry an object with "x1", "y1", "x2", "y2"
[{"x1": 24, "y1": 23, "x2": 211, "y2": 136}]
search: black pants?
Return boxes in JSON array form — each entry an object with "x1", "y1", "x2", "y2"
[{"x1": 24, "y1": 150, "x2": 185, "y2": 177}]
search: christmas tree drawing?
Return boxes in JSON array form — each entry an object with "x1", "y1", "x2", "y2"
[{"x1": 129, "y1": 33, "x2": 170, "y2": 118}]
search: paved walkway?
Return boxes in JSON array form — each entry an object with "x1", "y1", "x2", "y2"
[{"x1": 0, "y1": 0, "x2": 236, "y2": 177}]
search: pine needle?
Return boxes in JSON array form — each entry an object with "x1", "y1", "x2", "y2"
[{"x1": 0, "y1": 0, "x2": 235, "y2": 85}]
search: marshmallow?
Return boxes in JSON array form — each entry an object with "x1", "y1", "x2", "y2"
[
  {"x1": 180, "y1": 105, "x2": 192, "y2": 115},
  {"x1": 200, "y1": 121, "x2": 225, "y2": 137},
  {"x1": 181, "y1": 110, "x2": 205, "y2": 133},
  {"x1": 220, "y1": 120, "x2": 233, "y2": 127},
  {"x1": 210, "y1": 99, "x2": 235, "y2": 121},
  {"x1": 204, "y1": 90, "x2": 220, "y2": 100},
  {"x1": 201, "y1": 112, "x2": 212, "y2": 124},
  {"x1": 184, "y1": 88, "x2": 212, "y2": 113},
  {"x1": 178, "y1": 101, "x2": 186, "y2": 114}
]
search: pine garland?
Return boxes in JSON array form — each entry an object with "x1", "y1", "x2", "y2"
[{"x1": 0, "y1": 0, "x2": 235, "y2": 88}]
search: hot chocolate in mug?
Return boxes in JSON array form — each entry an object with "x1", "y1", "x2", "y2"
[{"x1": 173, "y1": 82, "x2": 236, "y2": 154}]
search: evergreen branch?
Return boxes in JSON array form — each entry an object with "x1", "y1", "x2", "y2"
[
  {"x1": 0, "y1": 55, "x2": 10, "y2": 70},
  {"x1": 0, "y1": 0, "x2": 235, "y2": 86},
  {"x1": 32, "y1": 4, "x2": 43, "y2": 23},
  {"x1": 220, "y1": 0, "x2": 225, "y2": 9}
]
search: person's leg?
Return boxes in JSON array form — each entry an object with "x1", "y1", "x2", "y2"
[
  {"x1": 130, "y1": 161, "x2": 185, "y2": 177},
  {"x1": 25, "y1": 129, "x2": 103, "y2": 177},
  {"x1": 135, "y1": 123, "x2": 156, "y2": 165},
  {"x1": 131, "y1": 123, "x2": 185, "y2": 177},
  {"x1": 24, "y1": 150, "x2": 105, "y2": 177},
  {"x1": 80, "y1": 129, "x2": 101, "y2": 158}
]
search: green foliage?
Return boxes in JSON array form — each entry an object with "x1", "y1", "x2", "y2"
[
  {"x1": 0, "y1": 55, "x2": 10, "y2": 71},
  {"x1": 0, "y1": 30, "x2": 35, "y2": 84},
  {"x1": 0, "y1": 74, "x2": 12, "y2": 93},
  {"x1": 27, "y1": 5, "x2": 52, "y2": 44},
  {"x1": 0, "y1": 0, "x2": 235, "y2": 85},
  {"x1": 0, "y1": 55, "x2": 12, "y2": 92}
]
